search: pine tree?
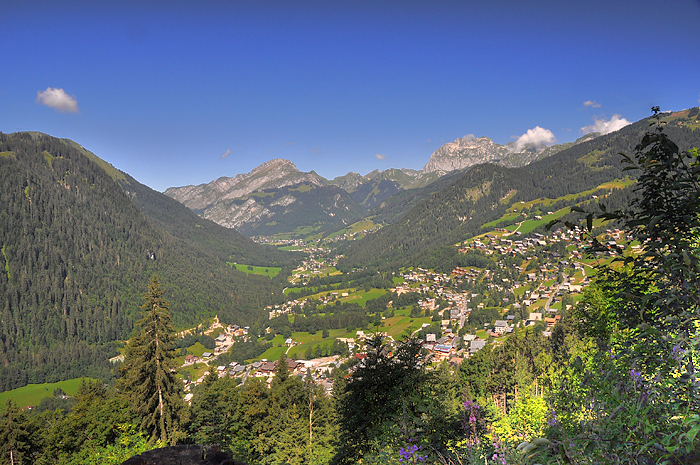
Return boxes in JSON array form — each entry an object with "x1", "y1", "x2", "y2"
[
  {"x1": 0, "y1": 400, "x2": 32, "y2": 465},
  {"x1": 118, "y1": 276, "x2": 184, "y2": 444}
]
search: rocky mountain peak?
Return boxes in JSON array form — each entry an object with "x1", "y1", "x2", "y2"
[
  {"x1": 422, "y1": 133, "x2": 576, "y2": 174},
  {"x1": 164, "y1": 158, "x2": 325, "y2": 211},
  {"x1": 422, "y1": 135, "x2": 510, "y2": 173}
]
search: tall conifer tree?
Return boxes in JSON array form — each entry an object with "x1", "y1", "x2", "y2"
[{"x1": 118, "y1": 276, "x2": 183, "y2": 443}]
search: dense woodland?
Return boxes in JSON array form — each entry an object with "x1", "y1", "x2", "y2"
[{"x1": 0, "y1": 133, "x2": 289, "y2": 391}]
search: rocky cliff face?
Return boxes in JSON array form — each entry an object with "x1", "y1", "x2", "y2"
[
  {"x1": 164, "y1": 159, "x2": 366, "y2": 235},
  {"x1": 164, "y1": 159, "x2": 326, "y2": 211},
  {"x1": 422, "y1": 135, "x2": 582, "y2": 173}
]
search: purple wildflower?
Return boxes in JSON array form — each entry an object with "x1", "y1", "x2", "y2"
[
  {"x1": 547, "y1": 409, "x2": 558, "y2": 427},
  {"x1": 491, "y1": 440, "x2": 508, "y2": 465},
  {"x1": 462, "y1": 399, "x2": 482, "y2": 446},
  {"x1": 630, "y1": 368, "x2": 642, "y2": 388},
  {"x1": 399, "y1": 444, "x2": 427, "y2": 463},
  {"x1": 672, "y1": 344, "x2": 685, "y2": 363}
]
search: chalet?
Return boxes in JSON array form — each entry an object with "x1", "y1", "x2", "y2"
[
  {"x1": 231, "y1": 365, "x2": 246, "y2": 375},
  {"x1": 545, "y1": 315, "x2": 561, "y2": 328},
  {"x1": 215, "y1": 334, "x2": 227, "y2": 344},
  {"x1": 256, "y1": 361, "x2": 277, "y2": 377},
  {"x1": 287, "y1": 359, "x2": 305, "y2": 375},
  {"x1": 202, "y1": 352, "x2": 213, "y2": 358},
  {"x1": 470, "y1": 340, "x2": 487, "y2": 354},
  {"x1": 494, "y1": 320, "x2": 509, "y2": 334},
  {"x1": 434, "y1": 344, "x2": 453, "y2": 355},
  {"x1": 436, "y1": 336, "x2": 451, "y2": 345}
]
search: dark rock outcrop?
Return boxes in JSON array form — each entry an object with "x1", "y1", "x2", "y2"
[{"x1": 120, "y1": 445, "x2": 247, "y2": 465}]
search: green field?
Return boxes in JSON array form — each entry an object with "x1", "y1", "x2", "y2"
[
  {"x1": 284, "y1": 286, "x2": 304, "y2": 295},
  {"x1": 501, "y1": 207, "x2": 571, "y2": 235},
  {"x1": 249, "y1": 191, "x2": 274, "y2": 198},
  {"x1": 382, "y1": 315, "x2": 431, "y2": 339},
  {"x1": 336, "y1": 288, "x2": 387, "y2": 307},
  {"x1": 294, "y1": 287, "x2": 387, "y2": 308},
  {"x1": 505, "y1": 178, "x2": 635, "y2": 216},
  {"x1": 229, "y1": 263, "x2": 282, "y2": 278},
  {"x1": 255, "y1": 313, "x2": 432, "y2": 362},
  {"x1": 0, "y1": 378, "x2": 96, "y2": 409},
  {"x1": 347, "y1": 218, "x2": 378, "y2": 234},
  {"x1": 325, "y1": 219, "x2": 379, "y2": 240},
  {"x1": 257, "y1": 328, "x2": 364, "y2": 361},
  {"x1": 278, "y1": 245, "x2": 304, "y2": 251},
  {"x1": 290, "y1": 184, "x2": 313, "y2": 193},
  {"x1": 481, "y1": 212, "x2": 522, "y2": 229},
  {"x1": 178, "y1": 362, "x2": 210, "y2": 382}
]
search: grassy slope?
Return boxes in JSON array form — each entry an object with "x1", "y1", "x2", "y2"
[
  {"x1": 0, "y1": 378, "x2": 96, "y2": 409},
  {"x1": 230, "y1": 263, "x2": 282, "y2": 278}
]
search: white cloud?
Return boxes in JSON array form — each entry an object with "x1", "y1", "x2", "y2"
[
  {"x1": 36, "y1": 87, "x2": 79, "y2": 113},
  {"x1": 580, "y1": 114, "x2": 631, "y2": 135},
  {"x1": 374, "y1": 153, "x2": 385, "y2": 160},
  {"x1": 512, "y1": 126, "x2": 556, "y2": 151},
  {"x1": 583, "y1": 100, "x2": 601, "y2": 108},
  {"x1": 221, "y1": 149, "x2": 231, "y2": 159}
]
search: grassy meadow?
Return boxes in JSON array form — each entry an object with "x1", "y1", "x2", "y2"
[{"x1": 0, "y1": 378, "x2": 96, "y2": 409}]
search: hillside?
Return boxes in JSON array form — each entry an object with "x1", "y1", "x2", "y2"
[
  {"x1": 231, "y1": 183, "x2": 367, "y2": 237},
  {"x1": 339, "y1": 109, "x2": 700, "y2": 270},
  {"x1": 0, "y1": 132, "x2": 289, "y2": 392},
  {"x1": 119, "y1": 173, "x2": 292, "y2": 266}
]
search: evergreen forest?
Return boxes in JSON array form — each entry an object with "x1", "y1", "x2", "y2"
[{"x1": 0, "y1": 132, "x2": 292, "y2": 391}]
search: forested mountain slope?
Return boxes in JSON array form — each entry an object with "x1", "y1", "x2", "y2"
[
  {"x1": 340, "y1": 109, "x2": 700, "y2": 271},
  {"x1": 119, "y1": 173, "x2": 292, "y2": 266},
  {"x1": 0, "y1": 132, "x2": 288, "y2": 392},
  {"x1": 230, "y1": 183, "x2": 367, "y2": 237}
]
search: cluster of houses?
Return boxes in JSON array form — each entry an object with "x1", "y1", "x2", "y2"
[
  {"x1": 178, "y1": 225, "x2": 632, "y2": 403},
  {"x1": 182, "y1": 324, "x2": 248, "y2": 367},
  {"x1": 183, "y1": 355, "x2": 340, "y2": 400}
]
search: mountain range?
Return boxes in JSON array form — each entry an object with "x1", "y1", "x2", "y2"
[
  {"x1": 340, "y1": 109, "x2": 700, "y2": 271},
  {"x1": 163, "y1": 132, "x2": 600, "y2": 237}
]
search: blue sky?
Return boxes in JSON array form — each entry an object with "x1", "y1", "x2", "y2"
[{"x1": 3, "y1": 0, "x2": 700, "y2": 192}]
